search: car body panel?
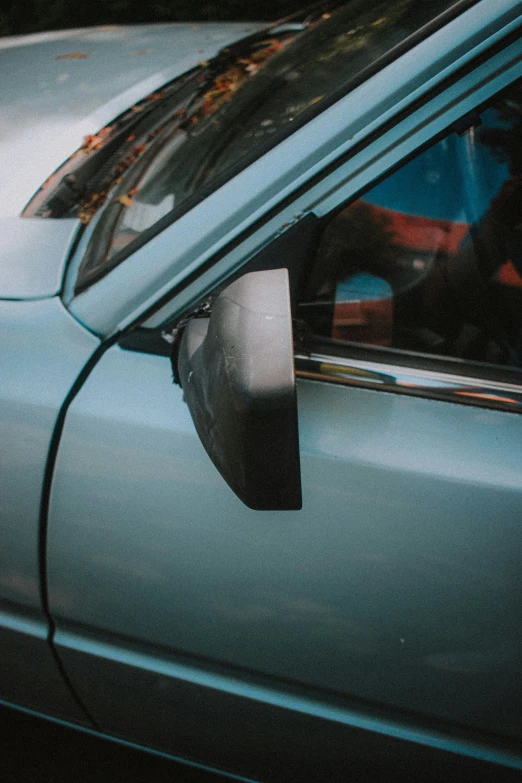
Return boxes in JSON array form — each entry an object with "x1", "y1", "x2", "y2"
[
  {"x1": 44, "y1": 11, "x2": 522, "y2": 771},
  {"x1": 0, "y1": 218, "x2": 79, "y2": 299},
  {"x1": 0, "y1": 23, "x2": 264, "y2": 217},
  {"x1": 67, "y1": 0, "x2": 522, "y2": 337},
  {"x1": 0, "y1": 296, "x2": 98, "y2": 718},
  {"x1": 0, "y1": 297, "x2": 99, "y2": 612},
  {"x1": 53, "y1": 629, "x2": 522, "y2": 782},
  {"x1": 0, "y1": 609, "x2": 90, "y2": 723},
  {"x1": 47, "y1": 344, "x2": 522, "y2": 750}
]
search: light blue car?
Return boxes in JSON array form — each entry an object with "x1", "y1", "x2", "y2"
[{"x1": 1, "y1": 1, "x2": 522, "y2": 780}]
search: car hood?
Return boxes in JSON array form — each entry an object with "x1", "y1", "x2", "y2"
[
  {"x1": 0, "y1": 23, "x2": 264, "y2": 220},
  {"x1": 0, "y1": 23, "x2": 265, "y2": 300}
]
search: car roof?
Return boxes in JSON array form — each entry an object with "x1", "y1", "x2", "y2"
[{"x1": 0, "y1": 23, "x2": 264, "y2": 217}]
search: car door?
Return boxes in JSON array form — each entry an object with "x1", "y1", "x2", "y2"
[
  {"x1": 0, "y1": 294, "x2": 98, "y2": 725},
  {"x1": 46, "y1": 22, "x2": 522, "y2": 783}
]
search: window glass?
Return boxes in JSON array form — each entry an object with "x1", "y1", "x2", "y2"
[
  {"x1": 299, "y1": 80, "x2": 522, "y2": 369},
  {"x1": 75, "y1": 0, "x2": 464, "y2": 290}
]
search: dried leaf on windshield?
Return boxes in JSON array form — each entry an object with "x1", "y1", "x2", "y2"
[
  {"x1": 318, "y1": 0, "x2": 412, "y2": 62},
  {"x1": 116, "y1": 194, "x2": 134, "y2": 207},
  {"x1": 31, "y1": 30, "x2": 298, "y2": 226},
  {"x1": 199, "y1": 39, "x2": 285, "y2": 119},
  {"x1": 55, "y1": 52, "x2": 89, "y2": 60},
  {"x1": 78, "y1": 145, "x2": 146, "y2": 223},
  {"x1": 113, "y1": 145, "x2": 146, "y2": 177},
  {"x1": 78, "y1": 127, "x2": 112, "y2": 155},
  {"x1": 78, "y1": 191, "x2": 107, "y2": 224}
]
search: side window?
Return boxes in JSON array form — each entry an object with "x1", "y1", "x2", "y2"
[{"x1": 299, "y1": 79, "x2": 522, "y2": 370}]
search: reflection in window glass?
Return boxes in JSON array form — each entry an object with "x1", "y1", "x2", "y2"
[
  {"x1": 301, "y1": 80, "x2": 522, "y2": 369},
  {"x1": 77, "y1": 0, "x2": 461, "y2": 289}
]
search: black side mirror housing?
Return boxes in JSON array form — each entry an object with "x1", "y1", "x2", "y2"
[{"x1": 176, "y1": 268, "x2": 302, "y2": 510}]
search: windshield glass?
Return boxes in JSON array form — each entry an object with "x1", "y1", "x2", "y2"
[{"x1": 77, "y1": 0, "x2": 467, "y2": 291}]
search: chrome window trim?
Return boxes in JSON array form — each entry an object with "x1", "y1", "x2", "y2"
[{"x1": 295, "y1": 352, "x2": 522, "y2": 413}]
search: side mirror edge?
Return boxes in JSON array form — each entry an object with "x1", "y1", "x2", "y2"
[{"x1": 175, "y1": 268, "x2": 302, "y2": 511}]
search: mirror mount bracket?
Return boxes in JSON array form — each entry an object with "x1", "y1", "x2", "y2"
[{"x1": 167, "y1": 297, "x2": 213, "y2": 386}]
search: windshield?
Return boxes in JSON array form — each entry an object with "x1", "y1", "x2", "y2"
[{"x1": 76, "y1": 0, "x2": 469, "y2": 291}]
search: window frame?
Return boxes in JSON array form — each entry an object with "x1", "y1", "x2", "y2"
[
  {"x1": 291, "y1": 76, "x2": 522, "y2": 407},
  {"x1": 65, "y1": 0, "x2": 522, "y2": 338},
  {"x1": 294, "y1": 343, "x2": 522, "y2": 415},
  {"x1": 111, "y1": 22, "x2": 522, "y2": 413},
  {"x1": 69, "y1": 0, "x2": 482, "y2": 296},
  {"x1": 116, "y1": 34, "x2": 522, "y2": 408}
]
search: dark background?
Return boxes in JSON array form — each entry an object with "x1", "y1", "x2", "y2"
[
  {"x1": 0, "y1": 703, "x2": 238, "y2": 782},
  {"x1": 0, "y1": 0, "x2": 306, "y2": 37}
]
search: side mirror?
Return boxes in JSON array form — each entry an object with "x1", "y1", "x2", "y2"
[{"x1": 176, "y1": 268, "x2": 302, "y2": 510}]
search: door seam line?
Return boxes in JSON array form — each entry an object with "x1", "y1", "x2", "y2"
[{"x1": 38, "y1": 335, "x2": 119, "y2": 729}]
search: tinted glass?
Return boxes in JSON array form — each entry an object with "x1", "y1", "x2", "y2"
[
  {"x1": 300, "y1": 79, "x2": 522, "y2": 369},
  {"x1": 78, "y1": 0, "x2": 465, "y2": 289}
]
